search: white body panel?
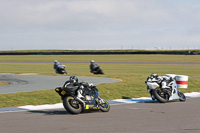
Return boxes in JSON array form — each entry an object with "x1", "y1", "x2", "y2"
[{"x1": 168, "y1": 80, "x2": 180, "y2": 101}]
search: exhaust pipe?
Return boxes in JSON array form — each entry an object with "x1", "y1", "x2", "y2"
[{"x1": 75, "y1": 97, "x2": 86, "y2": 107}]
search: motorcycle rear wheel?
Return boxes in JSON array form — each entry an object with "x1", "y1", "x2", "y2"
[
  {"x1": 152, "y1": 88, "x2": 169, "y2": 103},
  {"x1": 99, "y1": 97, "x2": 110, "y2": 112},
  {"x1": 63, "y1": 96, "x2": 83, "y2": 114}
]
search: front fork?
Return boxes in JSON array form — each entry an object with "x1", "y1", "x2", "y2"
[
  {"x1": 98, "y1": 96, "x2": 106, "y2": 105},
  {"x1": 147, "y1": 86, "x2": 155, "y2": 100}
]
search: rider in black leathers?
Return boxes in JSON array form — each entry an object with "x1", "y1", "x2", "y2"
[
  {"x1": 90, "y1": 60, "x2": 104, "y2": 74},
  {"x1": 63, "y1": 76, "x2": 91, "y2": 99},
  {"x1": 90, "y1": 60, "x2": 99, "y2": 73},
  {"x1": 54, "y1": 60, "x2": 66, "y2": 74},
  {"x1": 63, "y1": 76, "x2": 79, "y2": 88}
]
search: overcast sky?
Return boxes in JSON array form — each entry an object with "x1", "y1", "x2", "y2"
[{"x1": 0, "y1": 0, "x2": 200, "y2": 50}]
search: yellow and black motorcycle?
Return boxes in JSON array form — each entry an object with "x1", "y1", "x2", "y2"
[{"x1": 55, "y1": 83, "x2": 110, "y2": 114}]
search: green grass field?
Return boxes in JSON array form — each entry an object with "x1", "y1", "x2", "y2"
[
  {"x1": 1, "y1": 54, "x2": 200, "y2": 62},
  {"x1": 0, "y1": 54, "x2": 200, "y2": 107}
]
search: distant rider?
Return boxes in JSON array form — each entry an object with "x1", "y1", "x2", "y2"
[
  {"x1": 54, "y1": 60, "x2": 61, "y2": 73},
  {"x1": 54, "y1": 60, "x2": 66, "y2": 74},
  {"x1": 90, "y1": 60, "x2": 100, "y2": 73}
]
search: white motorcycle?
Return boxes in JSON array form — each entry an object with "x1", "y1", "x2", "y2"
[{"x1": 145, "y1": 74, "x2": 187, "y2": 103}]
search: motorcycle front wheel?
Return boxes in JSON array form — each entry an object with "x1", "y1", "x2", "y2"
[
  {"x1": 152, "y1": 88, "x2": 169, "y2": 103},
  {"x1": 63, "y1": 96, "x2": 83, "y2": 114},
  {"x1": 178, "y1": 91, "x2": 186, "y2": 102},
  {"x1": 62, "y1": 70, "x2": 67, "y2": 74},
  {"x1": 98, "y1": 97, "x2": 110, "y2": 112},
  {"x1": 98, "y1": 68, "x2": 104, "y2": 74}
]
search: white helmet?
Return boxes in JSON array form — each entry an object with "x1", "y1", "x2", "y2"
[
  {"x1": 150, "y1": 73, "x2": 158, "y2": 79},
  {"x1": 90, "y1": 60, "x2": 94, "y2": 63},
  {"x1": 158, "y1": 76, "x2": 163, "y2": 80}
]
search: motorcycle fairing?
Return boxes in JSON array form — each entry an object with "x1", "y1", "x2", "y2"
[
  {"x1": 55, "y1": 87, "x2": 66, "y2": 96},
  {"x1": 85, "y1": 98, "x2": 100, "y2": 110},
  {"x1": 85, "y1": 104, "x2": 100, "y2": 110},
  {"x1": 168, "y1": 80, "x2": 180, "y2": 101}
]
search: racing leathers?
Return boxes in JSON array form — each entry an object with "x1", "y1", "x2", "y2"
[
  {"x1": 146, "y1": 74, "x2": 162, "y2": 100},
  {"x1": 160, "y1": 77, "x2": 173, "y2": 96},
  {"x1": 54, "y1": 61, "x2": 65, "y2": 73},
  {"x1": 90, "y1": 62, "x2": 99, "y2": 73},
  {"x1": 63, "y1": 79, "x2": 92, "y2": 99}
]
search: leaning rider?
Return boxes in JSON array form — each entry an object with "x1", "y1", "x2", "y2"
[
  {"x1": 54, "y1": 60, "x2": 59, "y2": 73},
  {"x1": 90, "y1": 60, "x2": 99, "y2": 73},
  {"x1": 63, "y1": 76, "x2": 79, "y2": 88},
  {"x1": 146, "y1": 73, "x2": 162, "y2": 85},
  {"x1": 54, "y1": 60, "x2": 63, "y2": 73},
  {"x1": 146, "y1": 73, "x2": 163, "y2": 100},
  {"x1": 63, "y1": 76, "x2": 90, "y2": 99},
  {"x1": 160, "y1": 76, "x2": 173, "y2": 96}
]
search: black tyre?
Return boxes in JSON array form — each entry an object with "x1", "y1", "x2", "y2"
[
  {"x1": 63, "y1": 96, "x2": 82, "y2": 114},
  {"x1": 99, "y1": 69, "x2": 104, "y2": 74},
  {"x1": 97, "y1": 68, "x2": 104, "y2": 74},
  {"x1": 63, "y1": 70, "x2": 67, "y2": 74},
  {"x1": 178, "y1": 91, "x2": 186, "y2": 102},
  {"x1": 152, "y1": 88, "x2": 169, "y2": 103},
  {"x1": 99, "y1": 97, "x2": 110, "y2": 112}
]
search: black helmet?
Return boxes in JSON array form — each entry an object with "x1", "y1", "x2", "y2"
[{"x1": 69, "y1": 76, "x2": 78, "y2": 82}]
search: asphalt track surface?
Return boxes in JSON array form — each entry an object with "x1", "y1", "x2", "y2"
[
  {"x1": 0, "y1": 97, "x2": 199, "y2": 133},
  {"x1": 0, "y1": 73, "x2": 120, "y2": 94}
]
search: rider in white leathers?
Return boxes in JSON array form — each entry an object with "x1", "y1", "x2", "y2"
[
  {"x1": 146, "y1": 73, "x2": 162, "y2": 100},
  {"x1": 160, "y1": 76, "x2": 173, "y2": 96},
  {"x1": 146, "y1": 73, "x2": 162, "y2": 85},
  {"x1": 146, "y1": 73, "x2": 173, "y2": 99}
]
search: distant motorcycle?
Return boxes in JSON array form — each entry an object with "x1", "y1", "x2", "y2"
[
  {"x1": 55, "y1": 83, "x2": 110, "y2": 114},
  {"x1": 90, "y1": 60, "x2": 104, "y2": 74},
  {"x1": 145, "y1": 75, "x2": 186, "y2": 103},
  {"x1": 56, "y1": 65, "x2": 67, "y2": 74},
  {"x1": 91, "y1": 66, "x2": 104, "y2": 74}
]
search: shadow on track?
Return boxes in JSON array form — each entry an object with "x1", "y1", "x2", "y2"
[
  {"x1": 122, "y1": 96, "x2": 132, "y2": 99},
  {"x1": 28, "y1": 109, "x2": 101, "y2": 115},
  {"x1": 28, "y1": 110, "x2": 70, "y2": 115}
]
